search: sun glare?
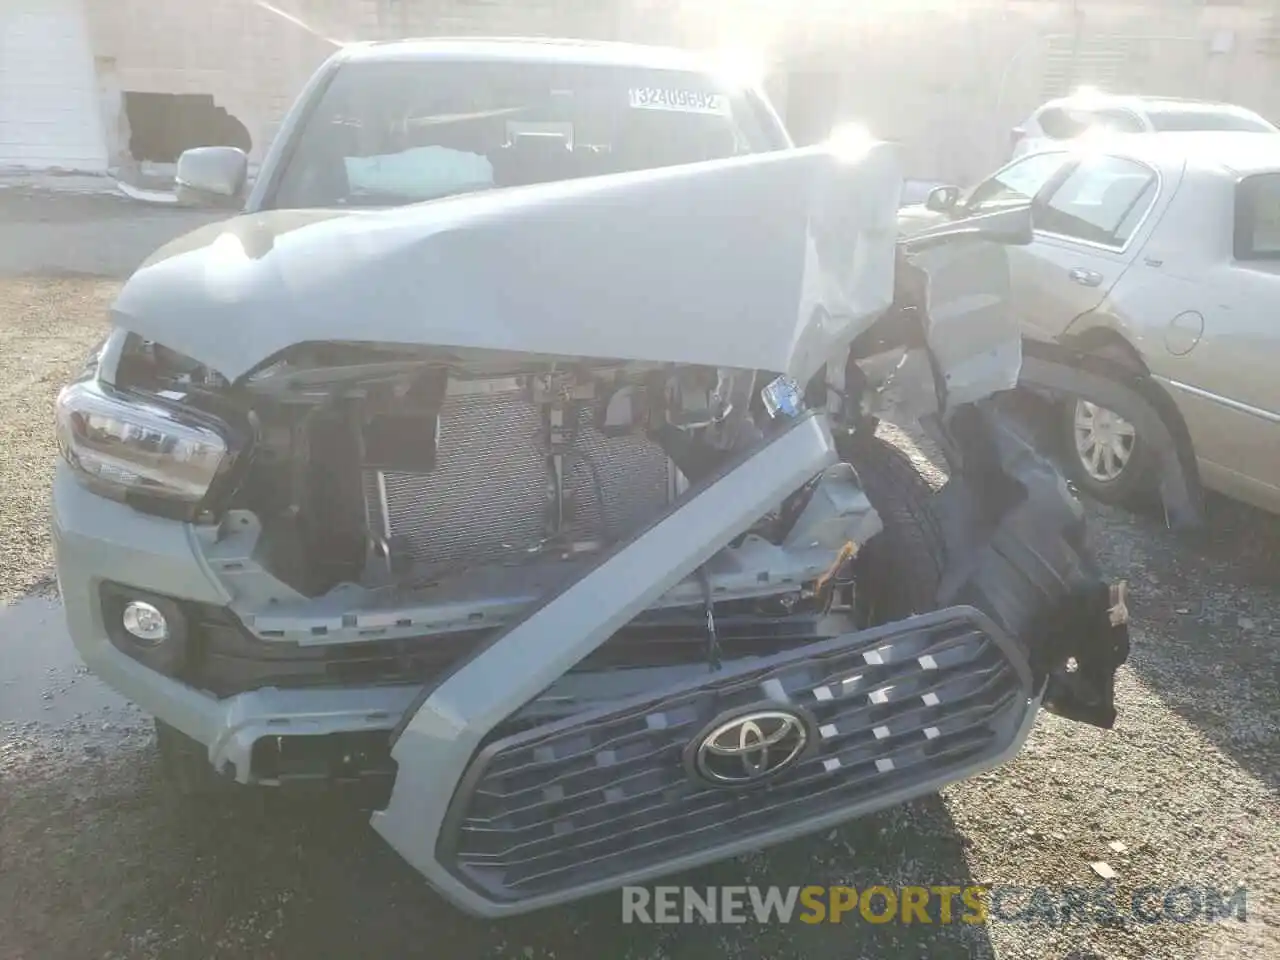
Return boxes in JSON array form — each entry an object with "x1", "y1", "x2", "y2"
[{"x1": 827, "y1": 122, "x2": 877, "y2": 160}]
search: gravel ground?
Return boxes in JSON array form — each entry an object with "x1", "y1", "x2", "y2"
[{"x1": 0, "y1": 191, "x2": 1276, "y2": 960}]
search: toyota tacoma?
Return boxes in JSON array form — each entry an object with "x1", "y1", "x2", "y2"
[{"x1": 52, "y1": 38, "x2": 1145, "y2": 918}]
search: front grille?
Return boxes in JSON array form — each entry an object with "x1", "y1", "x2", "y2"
[
  {"x1": 363, "y1": 385, "x2": 673, "y2": 568},
  {"x1": 438, "y1": 607, "x2": 1031, "y2": 902},
  {"x1": 189, "y1": 601, "x2": 841, "y2": 697}
]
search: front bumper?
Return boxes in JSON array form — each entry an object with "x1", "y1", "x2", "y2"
[
  {"x1": 54, "y1": 408, "x2": 1126, "y2": 919},
  {"x1": 54, "y1": 466, "x2": 790, "y2": 787},
  {"x1": 52, "y1": 461, "x2": 421, "y2": 782},
  {"x1": 50, "y1": 414, "x2": 852, "y2": 788}
]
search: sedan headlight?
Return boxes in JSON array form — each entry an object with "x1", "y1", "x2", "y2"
[{"x1": 55, "y1": 378, "x2": 245, "y2": 519}]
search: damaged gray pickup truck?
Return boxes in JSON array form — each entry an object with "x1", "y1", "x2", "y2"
[{"x1": 54, "y1": 39, "x2": 1140, "y2": 917}]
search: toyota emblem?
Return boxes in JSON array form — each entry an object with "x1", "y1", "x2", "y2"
[{"x1": 689, "y1": 709, "x2": 811, "y2": 786}]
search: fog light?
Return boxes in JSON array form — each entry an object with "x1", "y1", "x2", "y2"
[
  {"x1": 122, "y1": 601, "x2": 169, "y2": 645},
  {"x1": 100, "y1": 585, "x2": 189, "y2": 677}
]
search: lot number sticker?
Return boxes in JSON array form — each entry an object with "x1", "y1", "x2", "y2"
[{"x1": 628, "y1": 88, "x2": 729, "y2": 116}]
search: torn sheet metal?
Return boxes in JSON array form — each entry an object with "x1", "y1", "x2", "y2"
[
  {"x1": 879, "y1": 234, "x2": 1025, "y2": 421},
  {"x1": 930, "y1": 401, "x2": 1130, "y2": 730},
  {"x1": 910, "y1": 213, "x2": 1028, "y2": 413}
]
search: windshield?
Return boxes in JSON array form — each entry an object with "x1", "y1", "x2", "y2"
[
  {"x1": 264, "y1": 60, "x2": 779, "y2": 210},
  {"x1": 965, "y1": 151, "x2": 1069, "y2": 214},
  {"x1": 1147, "y1": 107, "x2": 1275, "y2": 133}
]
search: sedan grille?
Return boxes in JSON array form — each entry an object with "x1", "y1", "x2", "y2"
[{"x1": 437, "y1": 606, "x2": 1033, "y2": 902}]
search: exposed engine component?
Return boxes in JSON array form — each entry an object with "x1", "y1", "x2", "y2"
[
  {"x1": 110, "y1": 342, "x2": 782, "y2": 594},
  {"x1": 113, "y1": 336, "x2": 780, "y2": 589}
]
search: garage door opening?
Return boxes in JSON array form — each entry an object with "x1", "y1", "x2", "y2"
[{"x1": 122, "y1": 92, "x2": 251, "y2": 163}]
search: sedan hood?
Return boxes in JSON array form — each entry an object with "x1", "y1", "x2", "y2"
[{"x1": 113, "y1": 143, "x2": 902, "y2": 383}]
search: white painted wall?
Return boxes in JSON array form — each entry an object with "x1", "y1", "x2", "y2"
[{"x1": 0, "y1": 0, "x2": 109, "y2": 171}]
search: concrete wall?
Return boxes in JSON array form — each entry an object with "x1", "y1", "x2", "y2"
[
  {"x1": 81, "y1": 0, "x2": 629, "y2": 166},
  {"x1": 83, "y1": 0, "x2": 371, "y2": 164},
  {"x1": 373, "y1": 0, "x2": 621, "y2": 39},
  {"x1": 80, "y1": 0, "x2": 1280, "y2": 183}
]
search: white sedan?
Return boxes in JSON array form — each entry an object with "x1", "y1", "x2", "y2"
[
  {"x1": 906, "y1": 131, "x2": 1280, "y2": 516},
  {"x1": 1009, "y1": 93, "x2": 1277, "y2": 159}
]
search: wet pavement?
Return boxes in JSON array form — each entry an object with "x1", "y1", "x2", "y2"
[{"x1": 0, "y1": 595, "x2": 134, "y2": 728}]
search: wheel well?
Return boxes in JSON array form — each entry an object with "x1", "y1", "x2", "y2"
[
  {"x1": 1061, "y1": 326, "x2": 1148, "y2": 375},
  {"x1": 1052, "y1": 324, "x2": 1204, "y2": 510}
]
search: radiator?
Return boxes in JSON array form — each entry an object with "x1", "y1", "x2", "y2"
[{"x1": 362, "y1": 380, "x2": 676, "y2": 569}]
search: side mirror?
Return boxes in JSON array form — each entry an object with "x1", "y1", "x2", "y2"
[
  {"x1": 925, "y1": 184, "x2": 962, "y2": 214},
  {"x1": 175, "y1": 146, "x2": 248, "y2": 208}
]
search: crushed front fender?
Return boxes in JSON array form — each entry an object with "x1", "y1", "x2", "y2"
[{"x1": 928, "y1": 399, "x2": 1130, "y2": 729}]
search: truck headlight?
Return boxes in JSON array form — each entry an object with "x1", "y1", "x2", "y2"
[{"x1": 55, "y1": 378, "x2": 243, "y2": 519}]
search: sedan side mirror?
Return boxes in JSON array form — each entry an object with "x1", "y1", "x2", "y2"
[
  {"x1": 925, "y1": 184, "x2": 962, "y2": 214},
  {"x1": 175, "y1": 146, "x2": 248, "y2": 208}
]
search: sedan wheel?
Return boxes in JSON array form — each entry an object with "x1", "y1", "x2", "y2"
[{"x1": 1073, "y1": 400, "x2": 1137, "y2": 482}]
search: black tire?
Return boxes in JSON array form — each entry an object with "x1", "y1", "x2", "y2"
[
  {"x1": 1056, "y1": 343, "x2": 1155, "y2": 507},
  {"x1": 154, "y1": 720, "x2": 236, "y2": 799},
  {"x1": 837, "y1": 431, "x2": 946, "y2": 626}
]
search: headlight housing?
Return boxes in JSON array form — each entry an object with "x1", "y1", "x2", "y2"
[{"x1": 55, "y1": 378, "x2": 247, "y2": 520}]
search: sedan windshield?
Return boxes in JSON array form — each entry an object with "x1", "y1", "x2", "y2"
[{"x1": 264, "y1": 60, "x2": 778, "y2": 210}]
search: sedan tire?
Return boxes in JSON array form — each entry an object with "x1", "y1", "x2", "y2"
[{"x1": 1059, "y1": 395, "x2": 1155, "y2": 505}]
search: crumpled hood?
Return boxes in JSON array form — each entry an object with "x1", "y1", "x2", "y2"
[{"x1": 112, "y1": 143, "x2": 903, "y2": 383}]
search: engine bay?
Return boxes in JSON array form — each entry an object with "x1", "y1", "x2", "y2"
[{"x1": 112, "y1": 337, "x2": 868, "y2": 610}]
